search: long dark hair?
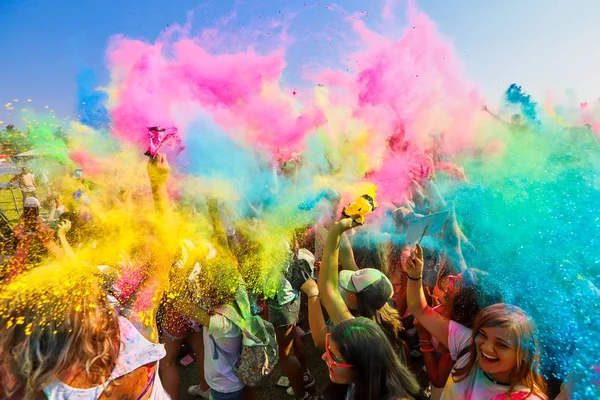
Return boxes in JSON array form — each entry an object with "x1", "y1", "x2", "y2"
[{"x1": 332, "y1": 318, "x2": 420, "y2": 400}]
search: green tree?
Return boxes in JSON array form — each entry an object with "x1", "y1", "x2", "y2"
[{"x1": 0, "y1": 125, "x2": 30, "y2": 155}]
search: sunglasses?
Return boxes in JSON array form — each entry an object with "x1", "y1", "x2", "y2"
[
  {"x1": 325, "y1": 333, "x2": 353, "y2": 375},
  {"x1": 436, "y1": 272, "x2": 461, "y2": 292}
]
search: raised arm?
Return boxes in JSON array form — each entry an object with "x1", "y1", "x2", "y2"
[
  {"x1": 405, "y1": 244, "x2": 450, "y2": 348},
  {"x1": 300, "y1": 279, "x2": 328, "y2": 349},
  {"x1": 148, "y1": 153, "x2": 172, "y2": 219},
  {"x1": 43, "y1": 240, "x2": 65, "y2": 260},
  {"x1": 121, "y1": 153, "x2": 175, "y2": 342},
  {"x1": 442, "y1": 204, "x2": 468, "y2": 273},
  {"x1": 339, "y1": 232, "x2": 358, "y2": 271},
  {"x1": 56, "y1": 220, "x2": 76, "y2": 259},
  {"x1": 415, "y1": 318, "x2": 455, "y2": 388},
  {"x1": 36, "y1": 218, "x2": 65, "y2": 260},
  {"x1": 318, "y1": 218, "x2": 356, "y2": 324},
  {"x1": 482, "y1": 104, "x2": 510, "y2": 127},
  {"x1": 47, "y1": 199, "x2": 58, "y2": 224},
  {"x1": 422, "y1": 179, "x2": 446, "y2": 212},
  {"x1": 206, "y1": 198, "x2": 229, "y2": 251},
  {"x1": 172, "y1": 294, "x2": 211, "y2": 327}
]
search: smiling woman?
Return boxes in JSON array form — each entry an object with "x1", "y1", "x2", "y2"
[
  {"x1": 447, "y1": 304, "x2": 548, "y2": 399},
  {"x1": 406, "y1": 246, "x2": 548, "y2": 400}
]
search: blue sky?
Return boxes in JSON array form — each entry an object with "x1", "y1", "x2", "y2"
[{"x1": 1, "y1": 0, "x2": 598, "y2": 126}]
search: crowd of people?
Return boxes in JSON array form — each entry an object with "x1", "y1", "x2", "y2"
[{"x1": 0, "y1": 104, "x2": 596, "y2": 400}]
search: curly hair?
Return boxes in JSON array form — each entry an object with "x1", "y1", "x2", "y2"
[{"x1": 0, "y1": 265, "x2": 121, "y2": 400}]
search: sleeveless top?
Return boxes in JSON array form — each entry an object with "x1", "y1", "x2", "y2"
[{"x1": 43, "y1": 316, "x2": 170, "y2": 400}]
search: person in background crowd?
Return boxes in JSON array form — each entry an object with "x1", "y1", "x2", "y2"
[
  {"x1": 4, "y1": 197, "x2": 64, "y2": 281},
  {"x1": 11, "y1": 166, "x2": 37, "y2": 205}
]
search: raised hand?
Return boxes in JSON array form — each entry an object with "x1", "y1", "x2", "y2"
[
  {"x1": 405, "y1": 244, "x2": 424, "y2": 280},
  {"x1": 57, "y1": 220, "x2": 71, "y2": 236},
  {"x1": 147, "y1": 152, "x2": 170, "y2": 187}
]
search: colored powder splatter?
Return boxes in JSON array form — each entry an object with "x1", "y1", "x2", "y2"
[
  {"x1": 447, "y1": 118, "x2": 599, "y2": 397},
  {"x1": 77, "y1": 69, "x2": 110, "y2": 130},
  {"x1": 505, "y1": 83, "x2": 539, "y2": 123},
  {"x1": 1, "y1": 2, "x2": 598, "y2": 397}
]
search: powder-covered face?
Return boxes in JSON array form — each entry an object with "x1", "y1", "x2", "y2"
[
  {"x1": 475, "y1": 326, "x2": 518, "y2": 381},
  {"x1": 433, "y1": 273, "x2": 462, "y2": 304}
]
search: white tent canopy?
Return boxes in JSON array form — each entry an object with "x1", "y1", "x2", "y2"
[{"x1": 14, "y1": 149, "x2": 39, "y2": 158}]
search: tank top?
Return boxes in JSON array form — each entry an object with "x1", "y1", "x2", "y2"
[{"x1": 43, "y1": 317, "x2": 170, "y2": 399}]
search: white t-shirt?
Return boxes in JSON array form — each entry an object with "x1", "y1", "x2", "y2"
[
  {"x1": 21, "y1": 173, "x2": 36, "y2": 191},
  {"x1": 44, "y1": 317, "x2": 169, "y2": 400},
  {"x1": 203, "y1": 313, "x2": 244, "y2": 393},
  {"x1": 441, "y1": 321, "x2": 544, "y2": 400}
]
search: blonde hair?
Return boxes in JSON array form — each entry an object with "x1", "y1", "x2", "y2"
[
  {"x1": 372, "y1": 302, "x2": 405, "y2": 353},
  {"x1": 453, "y1": 303, "x2": 548, "y2": 399},
  {"x1": 0, "y1": 265, "x2": 120, "y2": 400}
]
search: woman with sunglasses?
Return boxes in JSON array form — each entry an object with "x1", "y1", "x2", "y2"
[
  {"x1": 313, "y1": 216, "x2": 421, "y2": 400},
  {"x1": 322, "y1": 317, "x2": 421, "y2": 400}
]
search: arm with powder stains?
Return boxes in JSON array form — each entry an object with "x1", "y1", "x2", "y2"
[
  {"x1": 406, "y1": 244, "x2": 450, "y2": 348},
  {"x1": 172, "y1": 294, "x2": 211, "y2": 327},
  {"x1": 318, "y1": 218, "x2": 356, "y2": 325},
  {"x1": 121, "y1": 153, "x2": 176, "y2": 342},
  {"x1": 300, "y1": 278, "x2": 328, "y2": 349},
  {"x1": 55, "y1": 220, "x2": 76, "y2": 259},
  {"x1": 339, "y1": 232, "x2": 358, "y2": 271},
  {"x1": 422, "y1": 178, "x2": 446, "y2": 212},
  {"x1": 206, "y1": 198, "x2": 230, "y2": 252},
  {"x1": 35, "y1": 218, "x2": 65, "y2": 259},
  {"x1": 441, "y1": 204, "x2": 468, "y2": 272}
]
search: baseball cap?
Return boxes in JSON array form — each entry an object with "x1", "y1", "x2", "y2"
[
  {"x1": 23, "y1": 197, "x2": 41, "y2": 208},
  {"x1": 338, "y1": 268, "x2": 393, "y2": 310}
]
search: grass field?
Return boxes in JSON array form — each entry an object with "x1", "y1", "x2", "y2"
[{"x1": 0, "y1": 174, "x2": 24, "y2": 224}]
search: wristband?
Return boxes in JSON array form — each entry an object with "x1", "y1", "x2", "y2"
[
  {"x1": 308, "y1": 294, "x2": 320, "y2": 299},
  {"x1": 407, "y1": 274, "x2": 422, "y2": 281},
  {"x1": 420, "y1": 346, "x2": 435, "y2": 353}
]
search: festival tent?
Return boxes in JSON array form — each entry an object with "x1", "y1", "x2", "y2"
[{"x1": 14, "y1": 149, "x2": 39, "y2": 158}]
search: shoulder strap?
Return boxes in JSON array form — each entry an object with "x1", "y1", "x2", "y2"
[{"x1": 456, "y1": 345, "x2": 471, "y2": 361}]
